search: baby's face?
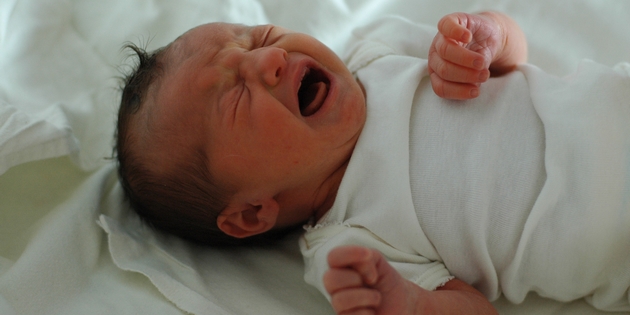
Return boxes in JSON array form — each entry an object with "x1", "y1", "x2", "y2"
[{"x1": 150, "y1": 23, "x2": 366, "y2": 225}]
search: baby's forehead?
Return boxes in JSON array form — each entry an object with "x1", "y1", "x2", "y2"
[
  {"x1": 166, "y1": 23, "x2": 255, "y2": 67},
  {"x1": 150, "y1": 23, "x2": 258, "y2": 125},
  {"x1": 159, "y1": 22, "x2": 275, "y2": 99}
]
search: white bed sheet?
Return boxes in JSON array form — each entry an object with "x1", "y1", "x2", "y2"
[{"x1": 1, "y1": 0, "x2": 629, "y2": 314}]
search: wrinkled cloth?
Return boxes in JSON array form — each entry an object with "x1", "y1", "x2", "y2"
[{"x1": 301, "y1": 17, "x2": 630, "y2": 312}]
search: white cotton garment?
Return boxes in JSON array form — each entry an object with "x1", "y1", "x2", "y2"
[
  {"x1": 411, "y1": 59, "x2": 630, "y2": 311},
  {"x1": 300, "y1": 16, "x2": 630, "y2": 312}
]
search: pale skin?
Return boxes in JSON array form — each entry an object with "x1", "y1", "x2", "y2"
[
  {"x1": 325, "y1": 246, "x2": 498, "y2": 315},
  {"x1": 428, "y1": 11, "x2": 527, "y2": 100},
  {"x1": 323, "y1": 11, "x2": 527, "y2": 315}
]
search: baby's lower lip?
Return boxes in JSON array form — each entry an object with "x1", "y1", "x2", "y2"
[
  {"x1": 308, "y1": 70, "x2": 334, "y2": 119},
  {"x1": 299, "y1": 68, "x2": 330, "y2": 116}
]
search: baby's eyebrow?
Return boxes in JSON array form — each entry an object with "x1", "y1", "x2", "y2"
[
  {"x1": 200, "y1": 48, "x2": 222, "y2": 69},
  {"x1": 204, "y1": 34, "x2": 249, "y2": 67},
  {"x1": 228, "y1": 24, "x2": 271, "y2": 51}
]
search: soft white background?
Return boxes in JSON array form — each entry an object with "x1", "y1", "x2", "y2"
[{"x1": 1, "y1": 0, "x2": 629, "y2": 314}]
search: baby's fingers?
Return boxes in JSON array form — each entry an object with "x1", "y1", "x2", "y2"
[
  {"x1": 429, "y1": 49, "x2": 489, "y2": 84},
  {"x1": 328, "y1": 246, "x2": 379, "y2": 285},
  {"x1": 330, "y1": 288, "x2": 381, "y2": 315},
  {"x1": 438, "y1": 13, "x2": 473, "y2": 43},
  {"x1": 430, "y1": 72, "x2": 480, "y2": 100},
  {"x1": 433, "y1": 34, "x2": 487, "y2": 71},
  {"x1": 324, "y1": 268, "x2": 364, "y2": 294}
]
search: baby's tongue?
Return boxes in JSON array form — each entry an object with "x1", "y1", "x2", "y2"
[{"x1": 301, "y1": 82, "x2": 327, "y2": 116}]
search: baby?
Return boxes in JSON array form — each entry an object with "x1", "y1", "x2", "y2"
[
  {"x1": 116, "y1": 11, "x2": 630, "y2": 315},
  {"x1": 116, "y1": 19, "x2": 367, "y2": 247}
]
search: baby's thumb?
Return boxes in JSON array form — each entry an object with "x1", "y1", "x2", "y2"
[
  {"x1": 370, "y1": 251, "x2": 407, "y2": 292},
  {"x1": 438, "y1": 13, "x2": 473, "y2": 43}
]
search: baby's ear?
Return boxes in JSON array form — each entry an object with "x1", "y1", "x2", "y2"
[{"x1": 217, "y1": 198, "x2": 279, "y2": 238}]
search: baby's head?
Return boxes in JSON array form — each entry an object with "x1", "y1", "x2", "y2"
[{"x1": 116, "y1": 22, "x2": 366, "y2": 246}]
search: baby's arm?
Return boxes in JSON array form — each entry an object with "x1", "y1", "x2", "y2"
[
  {"x1": 324, "y1": 246, "x2": 497, "y2": 315},
  {"x1": 428, "y1": 11, "x2": 528, "y2": 100}
]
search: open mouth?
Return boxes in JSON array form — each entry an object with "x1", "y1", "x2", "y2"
[{"x1": 297, "y1": 67, "x2": 329, "y2": 116}]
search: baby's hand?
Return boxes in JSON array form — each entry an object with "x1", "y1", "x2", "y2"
[
  {"x1": 323, "y1": 246, "x2": 430, "y2": 315},
  {"x1": 428, "y1": 12, "x2": 504, "y2": 100}
]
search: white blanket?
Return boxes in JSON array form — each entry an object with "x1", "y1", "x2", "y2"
[{"x1": 1, "y1": 1, "x2": 629, "y2": 314}]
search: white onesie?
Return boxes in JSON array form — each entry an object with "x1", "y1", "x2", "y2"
[{"x1": 299, "y1": 16, "x2": 630, "y2": 312}]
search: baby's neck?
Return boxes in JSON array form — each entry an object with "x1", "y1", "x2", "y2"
[{"x1": 311, "y1": 158, "x2": 350, "y2": 221}]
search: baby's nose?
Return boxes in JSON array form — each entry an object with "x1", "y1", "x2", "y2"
[{"x1": 244, "y1": 47, "x2": 287, "y2": 87}]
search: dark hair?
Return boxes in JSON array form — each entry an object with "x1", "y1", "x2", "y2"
[{"x1": 115, "y1": 43, "x2": 296, "y2": 247}]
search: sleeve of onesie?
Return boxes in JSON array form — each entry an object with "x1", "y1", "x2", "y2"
[
  {"x1": 343, "y1": 15, "x2": 437, "y2": 73},
  {"x1": 300, "y1": 16, "x2": 454, "y2": 301},
  {"x1": 300, "y1": 224, "x2": 453, "y2": 301}
]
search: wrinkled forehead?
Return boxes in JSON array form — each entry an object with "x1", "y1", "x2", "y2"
[
  {"x1": 138, "y1": 23, "x2": 253, "y2": 154},
  {"x1": 154, "y1": 22, "x2": 257, "y2": 106},
  {"x1": 149, "y1": 23, "x2": 245, "y2": 113},
  {"x1": 167, "y1": 22, "x2": 252, "y2": 68}
]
